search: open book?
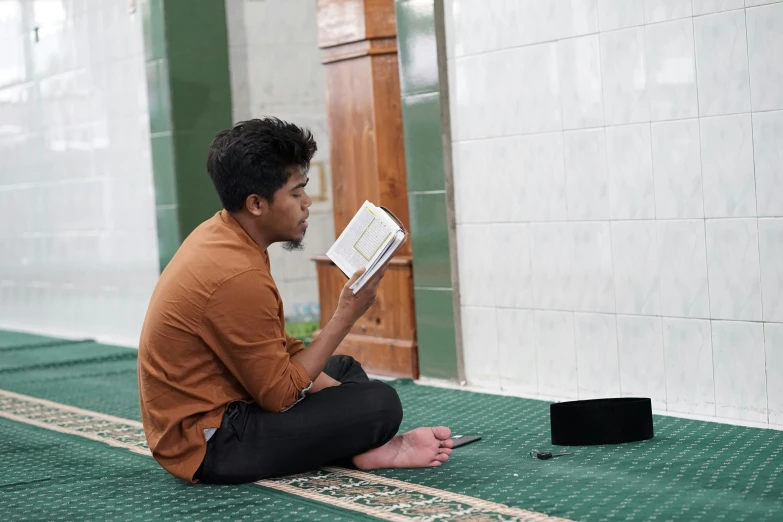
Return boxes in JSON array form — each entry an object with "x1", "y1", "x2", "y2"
[{"x1": 326, "y1": 201, "x2": 407, "y2": 294}]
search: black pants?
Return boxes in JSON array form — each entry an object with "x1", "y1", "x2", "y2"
[{"x1": 194, "y1": 355, "x2": 403, "y2": 484}]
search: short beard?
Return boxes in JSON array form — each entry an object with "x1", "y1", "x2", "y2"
[
  {"x1": 282, "y1": 229, "x2": 306, "y2": 252},
  {"x1": 283, "y1": 239, "x2": 305, "y2": 252}
]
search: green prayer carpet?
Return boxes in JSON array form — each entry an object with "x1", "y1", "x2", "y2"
[
  {"x1": 0, "y1": 418, "x2": 373, "y2": 521},
  {"x1": 0, "y1": 329, "x2": 781, "y2": 521}
]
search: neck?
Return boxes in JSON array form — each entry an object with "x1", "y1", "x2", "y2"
[{"x1": 231, "y1": 211, "x2": 272, "y2": 252}]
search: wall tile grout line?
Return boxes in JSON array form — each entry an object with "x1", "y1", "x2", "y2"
[
  {"x1": 446, "y1": 7, "x2": 757, "y2": 64},
  {"x1": 690, "y1": 6, "x2": 719, "y2": 420},
  {"x1": 455, "y1": 216, "x2": 783, "y2": 226},
  {"x1": 448, "y1": 108, "x2": 783, "y2": 145},
  {"x1": 742, "y1": 5, "x2": 771, "y2": 423},
  {"x1": 598, "y1": 16, "x2": 621, "y2": 395},
  {"x1": 458, "y1": 303, "x2": 782, "y2": 326}
]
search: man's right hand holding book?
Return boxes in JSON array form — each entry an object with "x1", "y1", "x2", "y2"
[
  {"x1": 336, "y1": 264, "x2": 388, "y2": 324},
  {"x1": 291, "y1": 263, "x2": 389, "y2": 381}
]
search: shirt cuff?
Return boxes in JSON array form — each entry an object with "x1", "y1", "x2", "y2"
[
  {"x1": 281, "y1": 380, "x2": 312, "y2": 412},
  {"x1": 280, "y1": 359, "x2": 313, "y2": 412}
]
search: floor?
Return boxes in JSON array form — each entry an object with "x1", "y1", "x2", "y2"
[{"x1": 0, "y1": 330, "x2": 781, "y2": 521}]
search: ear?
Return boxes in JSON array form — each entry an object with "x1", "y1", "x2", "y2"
[{"x1": 245, "y1": 194, "x2": 268, "y2": 217}]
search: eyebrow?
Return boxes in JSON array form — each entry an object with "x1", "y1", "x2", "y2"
[{"x1": 291, "y1": 177, "x2": 309, "y2": 191}]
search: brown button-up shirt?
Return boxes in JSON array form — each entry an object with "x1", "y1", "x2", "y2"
[{"x1": 138, "y1": 210, "x2": 312, "y2": 482}]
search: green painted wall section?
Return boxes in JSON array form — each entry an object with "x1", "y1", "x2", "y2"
[
  {"x1": 141, "y1": 0, "x2": 233, "y2": 271},
  {"x1": 395, "y1": 0, "x2": 459, "y2": 380}
]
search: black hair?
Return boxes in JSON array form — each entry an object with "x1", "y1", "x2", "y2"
[{"x1": 206, "y1": 117, "x2": 317, "y2": 212}]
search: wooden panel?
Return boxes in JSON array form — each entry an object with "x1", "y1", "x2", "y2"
[
  {"x1": 315, "y1": 0, "x2": 414, "y2": 379},
  {"x1": 321, "y1": 37, "x2": 398, "y2": 64},
  {"x1": 317, "y1": 0, "x2": 366, "y2": 48},
  {"x1": 314, "y1": 256, "x2": 416, "y2": 340},
  {"x1": 363, "y1": 0, "x2": 398, "y2": 40},
  {"x1": 371, "y1": 53, "x2": 410, "y2": 255},
  {"x1": 322, "y1": 55, "x2": 410, "y2": 256},
  {"x1": 315, "y1": 256, "x2": 345, "y2": 327},
  {"x1": 323, "y1": 55, "x2": 379, "y2": 240},
  {"x1": 317, "y1": 0, "x2": 397, "y2": 48},
  {"x1": 334, "y1": 333, "x2": 418, "y2": 378}
]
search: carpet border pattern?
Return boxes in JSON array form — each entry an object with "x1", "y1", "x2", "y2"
[{"x1": 0, "y1": 389, "x2": 571, "y2": 522}]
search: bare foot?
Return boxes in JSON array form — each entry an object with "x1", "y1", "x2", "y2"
[{"x1": 353, "y1": 427, "x2": 454, "y2": 470}]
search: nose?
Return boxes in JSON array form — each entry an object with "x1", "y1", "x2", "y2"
[{"x1": 303, "y1": 193, "x2": 312, "y2": 208}]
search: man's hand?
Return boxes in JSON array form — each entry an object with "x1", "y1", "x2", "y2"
[
  {"x1": 308, "y1": 372, "x2": 341, "y2": 394},
  {"x1": 334, "y1": 265, "x2": 388, "y2": 325},
  {"x1": 291, "y1": 264, "x2": 389, "y2": 381}
]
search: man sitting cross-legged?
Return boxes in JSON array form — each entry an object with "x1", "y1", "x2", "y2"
[{"x1": 137, "y1": 117, "x2": 453, "y2": 484}]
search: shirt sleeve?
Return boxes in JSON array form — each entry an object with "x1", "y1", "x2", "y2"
[
  {"x1": 200, "y1": 270, "x2": 312, "y2": 412},
  {"x1": 285, "y1": 333, "x2": 306, "y2": 357}
]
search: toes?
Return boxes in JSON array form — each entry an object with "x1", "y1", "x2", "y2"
[
  {"x1": 438, "y1": 448, "x2": 452, "y2": 456},
  {"x1": 441, "y1": 438, "x2": 455, "y2": 449},
  {"x1": 428, "y1": 460, "x2": 442, "y2": 467},
  {"x1": 435, "y1": 453, "x2": 450, "y2": 462},
  {"x1": 432, "y1": 426, "x2": 451, "y2": 440}
]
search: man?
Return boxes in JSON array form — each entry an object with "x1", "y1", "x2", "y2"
[{"x1": 137, "y1": 117, "x2": 453, "y2": 484}]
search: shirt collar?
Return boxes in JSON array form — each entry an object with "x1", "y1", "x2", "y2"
[{"x1": 218, "y1": 209, "x2": 269, "y2": 260}]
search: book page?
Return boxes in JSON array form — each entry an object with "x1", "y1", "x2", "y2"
[
  {"x1": 350, "y1": 230, "x2": 406, "y2": 293},
  {"x1": 375, "y1": 205, "x2": 402, "y2": 232},
  {"x1": 327, "y1": 201, "x2": 396, "y2": 278},
  {"x1": 354, "y1": 217, "x2": 392, "y2": 261}
]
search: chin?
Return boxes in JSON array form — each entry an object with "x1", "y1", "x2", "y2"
[
  {"x1": 282, "y1": 231, "x2": 306, "y2": 252},
  {"x1": 282, "y1": 240, "x2": 305, "y2": 252}
]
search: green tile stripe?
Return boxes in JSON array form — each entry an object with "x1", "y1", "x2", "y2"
[
  {"x1": 402, "y1": 93, "x2": 445, "y2": 193},
  {"x1": 395, "y1": 0, "x2": 460, "y2": 381},
  {"x1": 408, "y1": 191, "x2": 450, "y2": 288},
  {"x1": 413, "y1": 288, "x2": 459, "y2": 380},
  {"x1": 141, "y1": 0, "x2": 232, "y2": 271}
]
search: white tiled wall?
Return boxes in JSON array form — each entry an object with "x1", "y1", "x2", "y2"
[
  {"x1": 0, "y1": 0, "x2": 158, "y2": 346},
  {"x1": 226, "y1": 0, "x2": 333, "y2": 325},
  {"x1": 445, "y1": 0, "x2": 783, "y2": 428}
]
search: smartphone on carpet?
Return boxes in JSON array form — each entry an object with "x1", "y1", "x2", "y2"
[{"x1": 450, "y1": 435, "x2": 481, "y2": 448}]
